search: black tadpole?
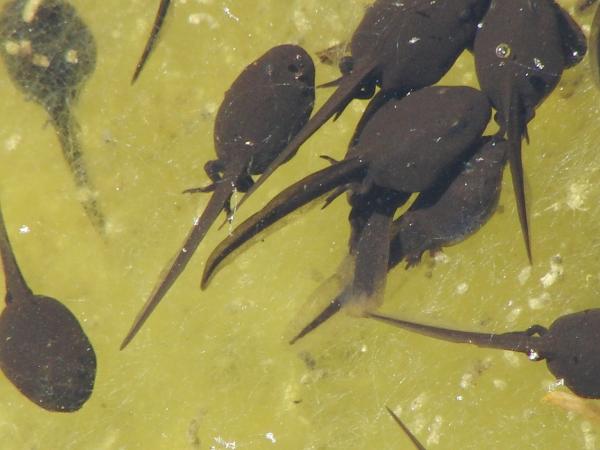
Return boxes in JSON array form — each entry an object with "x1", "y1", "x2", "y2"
[
  {"x1": 474, "y1": 0, "x2": 587, "y2": 262},
  {"x1": 131, "y1": 0, "x2": 171, "y2": 84},
  {"x1": 370, "y1": 309, "x2": 600, "y2": 399},
  {"x1": 0, "y1": 0, "x2": 104, "y2": 232},
  {"x1": 0, "y1": 200, "x2": 96, "y2": 411},
  {"x1": 120, "y1": 45, "x2": 316, "y2": 349}
]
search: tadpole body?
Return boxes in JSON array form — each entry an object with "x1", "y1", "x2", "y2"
[
  {"x1": 0, "y1": 0, "x2": 104, "y2": 232},
  {"x1": 474, "y1": 0, "x2": 586, "y2": 261},
  {"x1": 371, "y1": 309, "x2": 600, "y2": 399},
  {"x1": 0, "y1": 201, "x2": 96, "y2": 411},
  {"x1": 232, "y1": 0, "x2": 492, "y2": 212},
  {"x1": 389, "y1": 138, "x2": 508, "y2": 268},
  {"x1": 120, "y1": 45, "x2": 315, "y2": 349}
]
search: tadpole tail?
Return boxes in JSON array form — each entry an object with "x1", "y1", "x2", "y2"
[
  {"x1": 49, "y1": 108, "x2": 105, "y2": 234},
  {"x1": 232, "y1": 62, "x2": 378, "y2": 213},
  {"x1": 369, "y1": 312, "x2": 539, "y2": 354},
  {"x1": 290, "y1": 207, "x2": 398, "y2": 344},
  {"x1": 120, "y1": 176, "x2": 235, "y2": 350},
  {"x1": 385, "y1": 407, "x2": 426, "y2": 450},
  {"x1": 0, "y1": 201, "x2": 32, "y2": 302},
  {"x1": 289, "y1": 291, "x2": 345, "y2": 345},
  {"x1": 201, "y1": 157, "x2": 367, "y2": 289},
  {"x1": 131, "y1": 0, "x2": 172, "y2": 84},
  {"x1": 504, "y1": 86, "x2": 532, "y2": 264},
  {"x1": 350, "y1": 209, "x2": 395, "y2": 310}
]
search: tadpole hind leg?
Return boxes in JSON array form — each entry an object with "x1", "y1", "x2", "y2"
[
  {"x1": 183, "y1": 159, "x2": 224, "y2": 194},
  {"x1": 49, "y1": 106, "x2": 105, "y2": 233},
  {"x1": 526, "y1": 324, "x2": 548, "y2": 336}
]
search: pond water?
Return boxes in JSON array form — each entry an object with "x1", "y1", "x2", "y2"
[{"x1": 0, "y1": 0, "x2": 599, "y2": 448}]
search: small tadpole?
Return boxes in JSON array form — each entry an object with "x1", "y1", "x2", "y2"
[{"x1": 0, "y1": 0, "x2": 105, "y2": 232}]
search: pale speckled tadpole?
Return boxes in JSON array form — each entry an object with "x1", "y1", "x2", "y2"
[
  {"x1": 0, "y1": 0, "x2": 104, "y2": 232},
  {"x1": 0, "y1": 200, "x2": 96, "y2": 412}
]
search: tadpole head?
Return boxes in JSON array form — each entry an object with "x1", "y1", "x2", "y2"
[
  {"x1": 0, "y1": 295, "x2": 96, "y2": 411},
  {"x1": 0, "y1": 0, "x2": 97, "y2": 111},
  {"x1": 262, "y1": 44, "x2": 315, "y2": 88},
  {"x1": 544, "y1": 309, "x2": 600, "y2": 399}
]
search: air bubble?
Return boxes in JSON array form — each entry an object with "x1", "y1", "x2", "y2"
[{"x1": 495, "y1": 43, "x2": 511, "y2": 59}]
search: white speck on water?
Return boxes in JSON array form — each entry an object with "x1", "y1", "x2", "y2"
[
  {"x1": 4, "y1": 134, "x2": 21, "y2": 152},
  {"x1": 533, "y1": 57, "x2": 544, "y2": 70},
  {"x1": 528, "y1": 292, "x2": 551, "y2": 310},
  {"x1": 540, "y1": 255, "x2": 564, "y2": 288},
  {"x1": 223, "y1": 7, "x2": 239, "y2": 22},
  {"x1": 567, "y1": 182, "x2": 590, "y2": 211},
  {"x1": 410, "y1": 393, "x2": 427, "y2": 411},
  {"x1": 188, "y1": 13, "x2": 219, "y2": 28},
  {"x1": 460, "y1": 372, "x2": 473, "y2": 389},
  {"x1": 528, "y1": 350, "x2": 540, "y2": 361},
  {"x1": 545, "y1": 378, "x2": 565, "y2": 392},
  {"x1": 456, "y1": 282, "x2": 469, "y2": 295},
  {"x1": 409, "y1": 36, "x2": 420, "y2": 44},
  {"x1": 433, "y1": 252, "x2": 449, "y2": 264},
  {"x1": 518, "y1": 266, "x2": 531, "y2": 285},
  {"x1": 293, "y1": 9, "x2": 311, "y2": 33},
  {"x1": 265, "y1": 432, "x2": 276, "y2": 444},
  {"x1": 493, "y1": 379, "x2": 507, "y2": 390},
  {"x1": 506, "y1": 306, "x2": 522, "y2": 323},
  {"x1": 456, "y1": 395, "x2": 464, "y2": 401},
  {"x1": 18, "y1": 225, "x2": 30, "y2": 234},
  {"x1": 212, "y1": 436, "x2": 236, "y2": 449},
  {"x1": 426, "y1": 415, "x2": 443, "y2": 446},
  {"x1": 503, "y1": 351, "x2": 521, "y2": 367},
  {"x1": 582, "y1": 421, "x2": 597, "y2": 450}
]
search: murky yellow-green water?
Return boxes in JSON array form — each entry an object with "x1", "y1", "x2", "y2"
[{"x1": 0, "y1": 0, "x2": 599, "y2": 448}]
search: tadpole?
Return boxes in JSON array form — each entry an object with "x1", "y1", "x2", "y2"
[
  {"x1": 120, "y1": 45, "x2": 315, "y2": 349},
  {"x1": 0, "y1": 200, "x2": 96, "y2": 411},
  {"x1": 0, "y1": 0, "x2": 104, "y2": 231},
  {"x1": 474, "y1": 0, "x2": 586, "y2": 261}
]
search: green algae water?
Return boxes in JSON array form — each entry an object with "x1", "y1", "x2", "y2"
[{"x1": 0, "y1": 0, "x2": 599, "y2": 448}]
